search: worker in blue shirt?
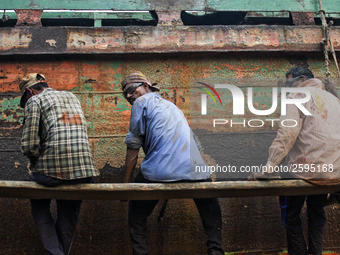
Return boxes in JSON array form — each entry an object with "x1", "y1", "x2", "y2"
[{"x1": 122, "y1": 72, "x2": 224, "y2": 255}]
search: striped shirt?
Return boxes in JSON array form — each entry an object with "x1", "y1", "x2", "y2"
[{"x1": 21, "y1": 88, "x2": 99, "y2": 180}]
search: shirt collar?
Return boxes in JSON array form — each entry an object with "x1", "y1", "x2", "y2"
[{"x1": 299, "y1": 78, "x2": 323, "y2": 89}]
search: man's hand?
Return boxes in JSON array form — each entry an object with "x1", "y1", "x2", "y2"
[
  {"x1": 27, "y1": 162, "x2": 32, "y2": 175},
  {"x1": 325, "y1": 78, "x2": 339, "y2": 99},
  {"x1": 248, "y1": 171, "x2": 281, "y2": 181},
  {"x1": 248, "y1": 172, "x2": 271, "y2": 181}
]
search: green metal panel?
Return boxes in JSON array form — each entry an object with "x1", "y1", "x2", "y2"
[
  {"x1": 4, "y1": 10, "x2": 340, "y2": 22},
  {"x1": 0, "y1": 0, "x2": 337, "y2": 12},
  {"x1": 2, "y1": 11, "x2": 154, "y2": 20},
  {"x1": 0, "y1": 0, "x2": 151, "y2": 11},
  {"x1": 206, "y1": 0, "x2": 320, "y2": 12}
]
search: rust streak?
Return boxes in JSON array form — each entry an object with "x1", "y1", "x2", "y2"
[{"x1": 60, "y1": 112, "x2": 82, "y2": 125}]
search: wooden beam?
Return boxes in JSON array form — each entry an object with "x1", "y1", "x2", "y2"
[{"x1": 0, "y1": 180, "x2": 339, "y2": 200}]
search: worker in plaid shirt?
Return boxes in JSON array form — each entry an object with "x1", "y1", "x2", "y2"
[{"x1": 19, "y1": 73, "x2": 99, "y2": 255}]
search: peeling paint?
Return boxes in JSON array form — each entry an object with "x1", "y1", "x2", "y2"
[
  {"x1": 45, "y1": 39, "x2": 57, "y2": 47},
  {"x1": 2, "y1": 52, "x2": 340, "y2": 253},
  {"x1": 0, "y1": 29, "x2": 32, "y2": 50},
  {"x1": 0, "y1": 97, "x2": 23, "y2": 123},
  {"x1": 2, "y1": 26, "x2": 340, "y2": 54}
]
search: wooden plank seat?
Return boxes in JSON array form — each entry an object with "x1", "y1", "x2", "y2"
[{"x1": 0, "y1": 180, "x2": 339, "y2": 200}]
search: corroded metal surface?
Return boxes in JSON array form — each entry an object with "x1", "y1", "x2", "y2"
[
  {"x1": 157, "y1": 11, "x2": 183, "y2": 26},
  {"x1": 1, "y1": 54, "x2": 339, "y2": 170},
  {"x1": 2, "y1": 26, "x2": 340, "y2": 54},
  {"x1": 15, "y1": 9, "x2": 42, "y2": 27},
  {"x1": 2, "y1": 31, "x2": 340, "y2": 253},
  {"x1": 290, "y1": 11, "x2": 315, "y2": 25}
]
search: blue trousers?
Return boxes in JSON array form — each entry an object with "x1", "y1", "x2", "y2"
[
  {"x1": 30, "y1": 173, "x2": 94, "y2": 255},
  {"x1": 279, "y1": 194, "x2": 327, "y2": 255}
]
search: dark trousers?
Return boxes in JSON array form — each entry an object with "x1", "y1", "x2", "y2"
[
  {"x1": 30, "y1": 173, "x2": 94, "y2": 255},
  {"x1": 279, "y1": 194, "x2": 327, "y2": 255},
  {"x1": 129, "y1": 172, "x2": 224, "y2": 255}
]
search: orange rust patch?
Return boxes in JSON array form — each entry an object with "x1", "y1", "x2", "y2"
[
  {"x1": 60, "y1": 112, "x2": 82, "y2": 125},
  {"x1": 121, "y1": 110, "x2": 132, "y2": 116},
  {"x1": 0, "y1": 61, "x2": 79, "y2": 93},
  {"x1": 296, "y1": 157, "x2": 308, "y2": 164},
  {"x1": 80, "y1": 61, "x2": 123, "y2": 91},
  {"x1": 0, "y1": 83, "x2": 18, "y2": 93},
  {"x1": 60, "y1": 112, "x2": 69, "y2": 124},
  {"x1": 321, "y1": 109, "x2": 328, "y2": 120},
  {"x1": 69, "y1": 114, "x2": 82, "y2": 125}
]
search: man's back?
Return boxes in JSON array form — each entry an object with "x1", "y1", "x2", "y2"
[
  {"x1": 291, "y1": 78, "x2": 340, "y2": 183},
  {"x1": 22, "y1": 88, "x2": 98, "y2": 179},
  {"x1": 269, "y1": 78, "x2": 340, "y2": 184},
  {"x1": 125, "y1": 92, "x2": 209, "y2": 181}
]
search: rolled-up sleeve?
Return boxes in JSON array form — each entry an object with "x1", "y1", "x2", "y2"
[
  {"x1": 125, "y1": 100, "x2": 146, "y2": 149},
  {"x1": 21, "y1": 100, "x2": 41, "y2": 163},
  {"x1": 267, "y1": 104, "x2": 303, "y2": 166}
]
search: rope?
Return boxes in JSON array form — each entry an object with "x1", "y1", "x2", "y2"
[
  {"x1": 328, "y1": 21, "x2": 340, "y2": 79},
  {"x1": 318, "y1": 0, "x2": 340, "y2": 79},
  {"x1": 318, "y1": 0, "x2": 331, "y2": 78}
]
